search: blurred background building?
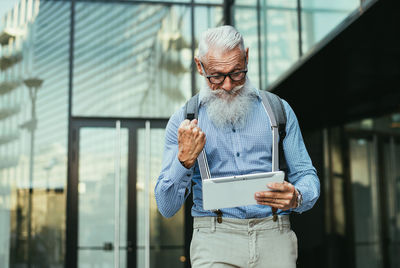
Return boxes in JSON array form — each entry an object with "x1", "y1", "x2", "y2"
[{"x1": 0, "y1": 0, "x2": 398, "y2": 267}]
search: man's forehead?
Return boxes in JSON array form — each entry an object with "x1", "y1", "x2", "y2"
[
  {"x1": 203, "y1": 48, "x2": 245, "y2": 70},
  {"x1": 205, "y1": 47, "x2": 243, "y2": 61}
]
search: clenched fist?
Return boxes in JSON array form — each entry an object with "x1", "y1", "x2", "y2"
[{"x1": 177, "y1": 119, "x2": 206, "y2": 169}]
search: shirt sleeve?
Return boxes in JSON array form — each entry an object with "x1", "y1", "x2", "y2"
[
  {"x1": 154, "y1": 108, "x2": 194, "y2": 218},
  {"x1": 281, "y1": 100, "x2": 321, "y2": 213}
]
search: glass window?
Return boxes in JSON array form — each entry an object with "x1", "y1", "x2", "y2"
[
  {"x1": 233, "y1": 1, "x2": 299, "y2": 88},
  {"x1": 72, "y1": 3, "x2": 193, "y2": 118},
  {"x1": 264, "y1": 0, "x2": 296, "y2": 8},
  {"x1": 195, "y1": 0, "x2": 223, "y2": 3},
  {"x1": 137, "y1": 128, "x2": 185, "y2": 267},
  {"x1": 349, "y1": 138, "x2": 383, "y2": 268},
  {"x1": 235, "y1": 0, "x2": 298, "y2": 8},
  {"x1": 234, "y1": 0, "x2": 257, "y2": 6},
  {"x1": 301, "y1": 0, "x2": 359, "y2": 52},
  {"x1": 0, "y1": 1, "x2": 70, "y2": 268},
  {"x1": 301, "y1": 0, "x2": 359, "y2": 10},
  {"x1": 328, "y1": 128, "x2": 346, "y2": 235},
  {"x1": 78, "y1": 128, "x2": 129, "y2": 267},
  {"x1": 261, "y1": 6, "x2": 299, "y2": 87},
  {"x1": 383, "y1": 139, "x2": 400, "y2": 268},
  {"x1": 233, "y1": 6, "x2": 261, "y2": 89},
  {"x1": 332, "y1": 176, "x2": 345, "y2": 235},
  {"x1": 345, "y1": 113, "x2": 400, "y2": 267},
  {"x1": 129, "y1": 0, "x2": 190, "y2": 2},
  {"x1": 346, "y1": 113, "x2": 400, "y2": 135},
  {"x1": 193, "y1": 6, "x2": 224, "y2": 92}
]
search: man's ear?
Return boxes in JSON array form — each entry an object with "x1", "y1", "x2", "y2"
[
  {"x1": 194, "y1": 56, "x2": 203, "y2": 75},
  {"x1": 245, "y1": 47, "x2": 249, "y2": 65}
]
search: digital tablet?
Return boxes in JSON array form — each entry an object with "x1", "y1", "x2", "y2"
[{"x1": 202, "y1": 171, "x2": 285, "y2": 210}]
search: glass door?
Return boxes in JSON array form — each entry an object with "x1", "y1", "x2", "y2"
[
  {"x1": 136, "y1": 124, "x2": 186, "y2": 268},
  {"x1": 348, "y1": 136, "x2": 383, "y2": 268},
  {"x1": 383, "y1": 137, "x2": 400, "y2": 268},
  {"x1": 66, "y1": 119, "x2": 186, "y2": 268},
  {"x1": 77, "y1": 125, "x2": 129, "y2": 267}
]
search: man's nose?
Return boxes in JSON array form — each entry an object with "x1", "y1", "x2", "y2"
[{"x1": 221, "y1": 75, "x2": 234, "y2": 91}]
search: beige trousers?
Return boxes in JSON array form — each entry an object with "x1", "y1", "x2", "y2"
[{"x1": 190, "y1": 215, "x2": 298, "y2": 268}]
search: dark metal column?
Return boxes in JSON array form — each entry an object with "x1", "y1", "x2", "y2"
[
  {"x1": 256, "y1": 0, "x2": 262, "y2": 90},
  {"x1": 65, "y1": 0, "x2": 76, "y2": 267},
  {"x1": 190, "y1": 0, "x2": 196, "y2": 97},
  {"x1": 296, "y1": 0, "x2": 303, "y2": 57},
  {"x1": 223, "y1": 0, "x2": 234, "y2": 25},
  {"x1": 185, "y1": 1, "x2": 196, "y2": 267}
]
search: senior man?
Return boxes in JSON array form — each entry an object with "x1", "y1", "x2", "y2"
[{"x1": 155, "y1": 25, "x2": 320, "y2": 268}]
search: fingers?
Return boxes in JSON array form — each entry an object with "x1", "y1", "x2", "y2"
[
  {"x1": 189, "y1": 119, "x2": 198, "y2": 128},
  {"x1": 179, "y1": 119, "x2": 195, "y2": 131},
  {"x1": 254, "y1": 182, "x2": 296, "y2": 210},
  {"x1": 254, "y1": 192, "x2": 292, "y2": 210},
  {"x1": 179, "y1": 120, "x2": 205, "y2": 140},
  {"x1": 255, "y1": 198, "x2": 291, "y2": 210},
  {"x1": 180, "y1": 119, "x2": 198, "y2": 127},
  {"x1": 267, "y1": 181, "x2": 291, "y2": 192},
  {"x1": 177, "y1": 119, "x2": 206, "y2": 168},
  {"x1": 179, "y1": 119, "x2": 201, "y2": 133},
  {"x1": 254, "y1": 189, "x2": 292, "y2": 200}
]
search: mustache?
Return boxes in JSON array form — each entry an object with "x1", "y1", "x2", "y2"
[{"x1": 211, "y1": 84, "x2": 245, "y2": 96}]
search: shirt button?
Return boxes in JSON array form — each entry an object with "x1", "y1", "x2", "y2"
[
  {"x1": 232, "y1": 128, "x2": 236, "y2": 132},
  {"x1": 186, "y1": 173, "x2": 191, "y2": 177},
  {"x1": 236, "y1": 152, "x2": 240, "y2": 157}
]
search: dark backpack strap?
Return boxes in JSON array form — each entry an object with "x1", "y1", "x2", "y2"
[
  {"x1": 184, "y1": 94, "x2": 199, "y2": 120},
  {"x1": 262, "y1": 91, "x2": 289, "y2": 181},
  {"x1": 184, "y1": 93, "x2": 210, "y2": 181}
]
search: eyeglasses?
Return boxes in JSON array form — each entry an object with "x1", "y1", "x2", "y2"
[{"x1": 199, "y1": 59, "x2": 248, "y2": 85}]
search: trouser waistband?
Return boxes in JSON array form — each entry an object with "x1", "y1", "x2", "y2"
[{"x1": 193, "y1": 215, "x2": 290, "y2": 232}]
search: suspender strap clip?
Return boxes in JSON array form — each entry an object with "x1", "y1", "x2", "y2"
[{"x1": 215, "y1": 209, "x2": 223, "y2": 224}]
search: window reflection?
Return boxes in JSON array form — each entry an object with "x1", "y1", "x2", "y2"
[
  {"x1": 194, "y1": 6, "x2": 224, "y2": 92},
  {"x1": 383, "y1": 140, "x2": 400, "y2": 268},
  {"x1": 78, "y1": 128, "x2": 129, "y2": 268},
  {"x1": 73, "y1": 3, "x2": 194, "y2": 118},
  {"x1": 348, "y1": 138, "x2": 383, "y2": 268},
  {"x1": 234, "y1": 6, "x2": 261, "y2": 88},
  {"x1": 137, "y1": 128, "x2": 185, "y2": 268},
  {"x1": 234, "y1": 1, "x2": 299, "y2": 89},
  {"x1": 301, "y1": 0, "x2": 359, "y2": 52},
  {"x1": 0, "y1": 0, "x2": 70, "y2": 267}
]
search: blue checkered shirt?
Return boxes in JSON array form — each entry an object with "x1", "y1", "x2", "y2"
[{"x1": 155, "y1": 88, "x2": 320, "y2": 218}]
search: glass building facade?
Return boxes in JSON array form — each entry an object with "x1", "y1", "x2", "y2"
[
  {"x1": 0, "y1": 0, "x2": 397, "y2": 268},
  {"x1": 0, "y1": 1, "x2": 223, "y2": 267},
  {"x1": 323, "y1": 114, "x2": 400, "y2": 268}
]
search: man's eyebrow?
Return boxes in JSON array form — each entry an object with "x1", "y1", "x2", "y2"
[{"x1": 208, "y1": 63, "x2": 243, "y2": 74}]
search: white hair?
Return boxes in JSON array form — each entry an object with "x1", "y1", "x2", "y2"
[
  {"x1": 198, "y1": 25, "x2": 245, "y2": 60},
  {"x1": 200, "y1": 78, "x2": 257, "y2": 129}
]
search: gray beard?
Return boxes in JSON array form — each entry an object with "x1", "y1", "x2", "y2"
[{"x1": 200, "y1": 79, "x2": 258, "y2": 129}]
